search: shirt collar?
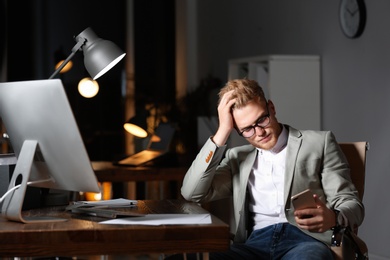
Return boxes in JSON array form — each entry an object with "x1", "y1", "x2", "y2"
[{"x1": 257, "y1": 124, "x2": 288, "y2": 154}]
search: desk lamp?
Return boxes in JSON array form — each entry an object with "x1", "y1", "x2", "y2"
[
  {"x1": 124, "y1": 115, "x2": 162, "y2": 145},
  {"x1": 49, "y1": 27, "x2": 126, "y2": 80},
  {"x1": 124, "y1": 112, "x2": 148, "y2": 138}
]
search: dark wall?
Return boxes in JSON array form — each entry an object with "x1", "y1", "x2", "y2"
[
  {"x1": 0, "y1": 0, "x2": 7, "y2": 81},
  {"x1": 5, "y1": 0, "x2": 36, "y2": 81},
  {"x1": 133, "y1": 0, "x2": 176, "y2": 111}
]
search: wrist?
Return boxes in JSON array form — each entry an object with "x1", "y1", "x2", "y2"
[
  {"x1": 212, "y1": 130, "x2": 230, "y2": 146},
  {"x1": 332, "y1": 209, "x2": 341, "y2": 230}
]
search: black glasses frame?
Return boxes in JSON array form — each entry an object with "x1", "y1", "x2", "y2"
[{"x1": 238, "y1": 102, "x2": 271, "y2": 138}]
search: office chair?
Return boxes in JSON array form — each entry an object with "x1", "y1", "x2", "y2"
[{"x1": 331, "y1": 142, "x2": 369, "y2": 260}]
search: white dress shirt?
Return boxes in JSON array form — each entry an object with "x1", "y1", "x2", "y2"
[{"x1": 248, "y1": 125, "x2": 289, "y2": 230}]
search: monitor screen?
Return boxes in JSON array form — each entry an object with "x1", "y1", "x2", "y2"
[{"x1": 0, "y1": 79, "x2": 100, "y2": 223}]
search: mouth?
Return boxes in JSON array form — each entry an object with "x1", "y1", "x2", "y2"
[{"x1": 259, "y1": 133, "x2": 271, "y2": 143}]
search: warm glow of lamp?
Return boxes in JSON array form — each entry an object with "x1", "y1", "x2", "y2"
[
  {"x1": 78, "y1": 77, "x2": 99, "y2": 98},
  {"x1": 84, "y1": 182, "x2": 112, "y2": 201},
  {"x1": 124, "y1": 122, "x2": 148, "y2": 138},
  {"x1": 49, "y1": 27, "x2": 126, "y2": 80},
  {"x1": 123, "y1": 107, "x2": 166, "y2": 140},
  {"x1": 124, "y1": 112, "x2": 148, "y2": 138},
  {"x1": 54, "y1": 60, "x2": 73, "y2": 74},
  {"x1": 54, "y1": 48, "x2": 73, "y2": 74},
  {"x1": 150, "y1": 134, "x2": 161, "y2": 142},
  {"x1": 84, "y1": 182, "x2": 102, "y2": 201},
  {"x1": 85, "y1": 190, "x2": 102, "y2": 201}
]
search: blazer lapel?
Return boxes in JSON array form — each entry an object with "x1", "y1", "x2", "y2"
[
  {"x1": 235, "y1": 148, "x2": 257, "y2": 240},
  {"x1": 238, "y1": 148, "x2": 257, "y2": 202},
  {"x1": 284, "y1": 126, "x2": 302, "y2": 205}
]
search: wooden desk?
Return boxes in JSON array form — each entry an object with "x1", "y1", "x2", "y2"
[
  {"x1": 92, "y1": 161, "x2": 187, "y2": 182},
  {"x1": 92, "y1": 161, "x2": 188, "y2": 199},
  {"x1": 0, "y1": 200, "x2": 229, "y2": 258}
]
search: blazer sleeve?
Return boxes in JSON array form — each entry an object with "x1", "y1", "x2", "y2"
[
  {"x1": 181, "y1": 137, "x2": 233, "y2": 203},
  {"x1": 321, "y1": 131, "x2": 365, "y2": 229},
  {"x1": 288, "y1": 130, "x2": 365, "y2": 230}
]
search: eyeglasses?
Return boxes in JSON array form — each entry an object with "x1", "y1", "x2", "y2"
[{"x1": 238, "y1": 103, "x2": 271, "y2": 138}]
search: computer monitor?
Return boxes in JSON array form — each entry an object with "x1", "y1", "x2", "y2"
[{"x1": 0, "y1": 79, "x2": 100, "y2": 223}]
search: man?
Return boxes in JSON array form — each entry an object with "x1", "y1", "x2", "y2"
[{"x1": 181, "y1": 79, "x2": 364, "y2": 259}]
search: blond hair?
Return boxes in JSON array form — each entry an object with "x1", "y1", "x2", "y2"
[{"x1": 218, "y1": 79, "x2": 266, "y2": 109}]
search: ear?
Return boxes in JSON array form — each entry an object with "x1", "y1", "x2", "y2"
[{"x1": 267, "y1": 99, "x2": 276, "y2": 115}]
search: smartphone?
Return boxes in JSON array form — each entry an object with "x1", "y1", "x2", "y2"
[{"x1": 291, "y1": 189, "x2": 316, "y2": 210}]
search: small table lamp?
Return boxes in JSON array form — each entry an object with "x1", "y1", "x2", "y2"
[{"x1": 124, "y1": 113, "x2": 148, "y2": 138}]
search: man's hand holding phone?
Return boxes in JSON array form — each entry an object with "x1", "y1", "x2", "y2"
[
  {"x1": 292, "y1": 189, "x2": 337, "y2": 233},
  {"x1": 291, "y1": 189, "x2": 316, "y2": 210}
]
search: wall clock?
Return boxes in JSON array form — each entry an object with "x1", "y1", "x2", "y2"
[{"x1": 339, "y1": 0, "x2": 366, "y2": 38}]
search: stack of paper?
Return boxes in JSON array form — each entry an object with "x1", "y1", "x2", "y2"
[
  {"x1": 71, "y1": 198, "x2": 138, "y2": 207},
  {"x1": 100, "y1": 213, "x2": 212, "y2": 225},
  {"x1": 66, "y1": 198, "x2": 141, "y2": 218}
]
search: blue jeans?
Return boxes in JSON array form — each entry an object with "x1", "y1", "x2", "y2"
[{"x1": 210, "y1": 223, "x2": 333, "y2": 260}]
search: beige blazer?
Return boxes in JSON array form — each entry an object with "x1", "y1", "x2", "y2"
[{"x1": 181, "y1": 125, "x2": 364, "y2": 245}]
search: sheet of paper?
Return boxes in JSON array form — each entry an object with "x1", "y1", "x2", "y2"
[{"x1": 99, "y1": 213, "x2": 212, "y2": 225}]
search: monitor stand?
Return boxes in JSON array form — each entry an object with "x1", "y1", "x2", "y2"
[{"x1": 1, "y1": 140, "x2": 67, "y2": 223}]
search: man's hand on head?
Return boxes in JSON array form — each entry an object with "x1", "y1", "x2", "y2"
[{"x1": 213, "y1": 90, "x2": 236, "y2": 146}]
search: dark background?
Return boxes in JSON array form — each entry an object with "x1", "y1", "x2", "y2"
[{"x1": 1, "y1": 0, "x2": 176, "y2": 161}]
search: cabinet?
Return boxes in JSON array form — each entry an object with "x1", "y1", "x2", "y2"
[{"x1": 228, "y1": 55, "x2": 321, "y2": 130}]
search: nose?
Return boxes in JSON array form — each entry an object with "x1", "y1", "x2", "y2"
[{"x1": 254, "y1": 125, "x2": 266, "y2": 136}]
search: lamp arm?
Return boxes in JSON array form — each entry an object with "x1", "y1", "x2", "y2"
[{"x1": 49, "y1": 37, "x2": 87, "y2": 79}]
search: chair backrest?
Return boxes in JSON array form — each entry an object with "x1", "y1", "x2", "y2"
[
  {"x1": 333, "y1": 142, "x2": 369, "y2": 260},
  {"x1": 338, "y1": 142, "x2": 369, "y2": 201}
]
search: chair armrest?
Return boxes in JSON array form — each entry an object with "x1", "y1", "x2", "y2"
[{"x1": 331, "y1": 227, "x2": 369, "y2": 260}]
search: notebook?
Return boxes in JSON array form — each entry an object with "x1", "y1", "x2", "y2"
[{"x1": 116, "y1": 123, "x2": 175, "y2": 166}]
